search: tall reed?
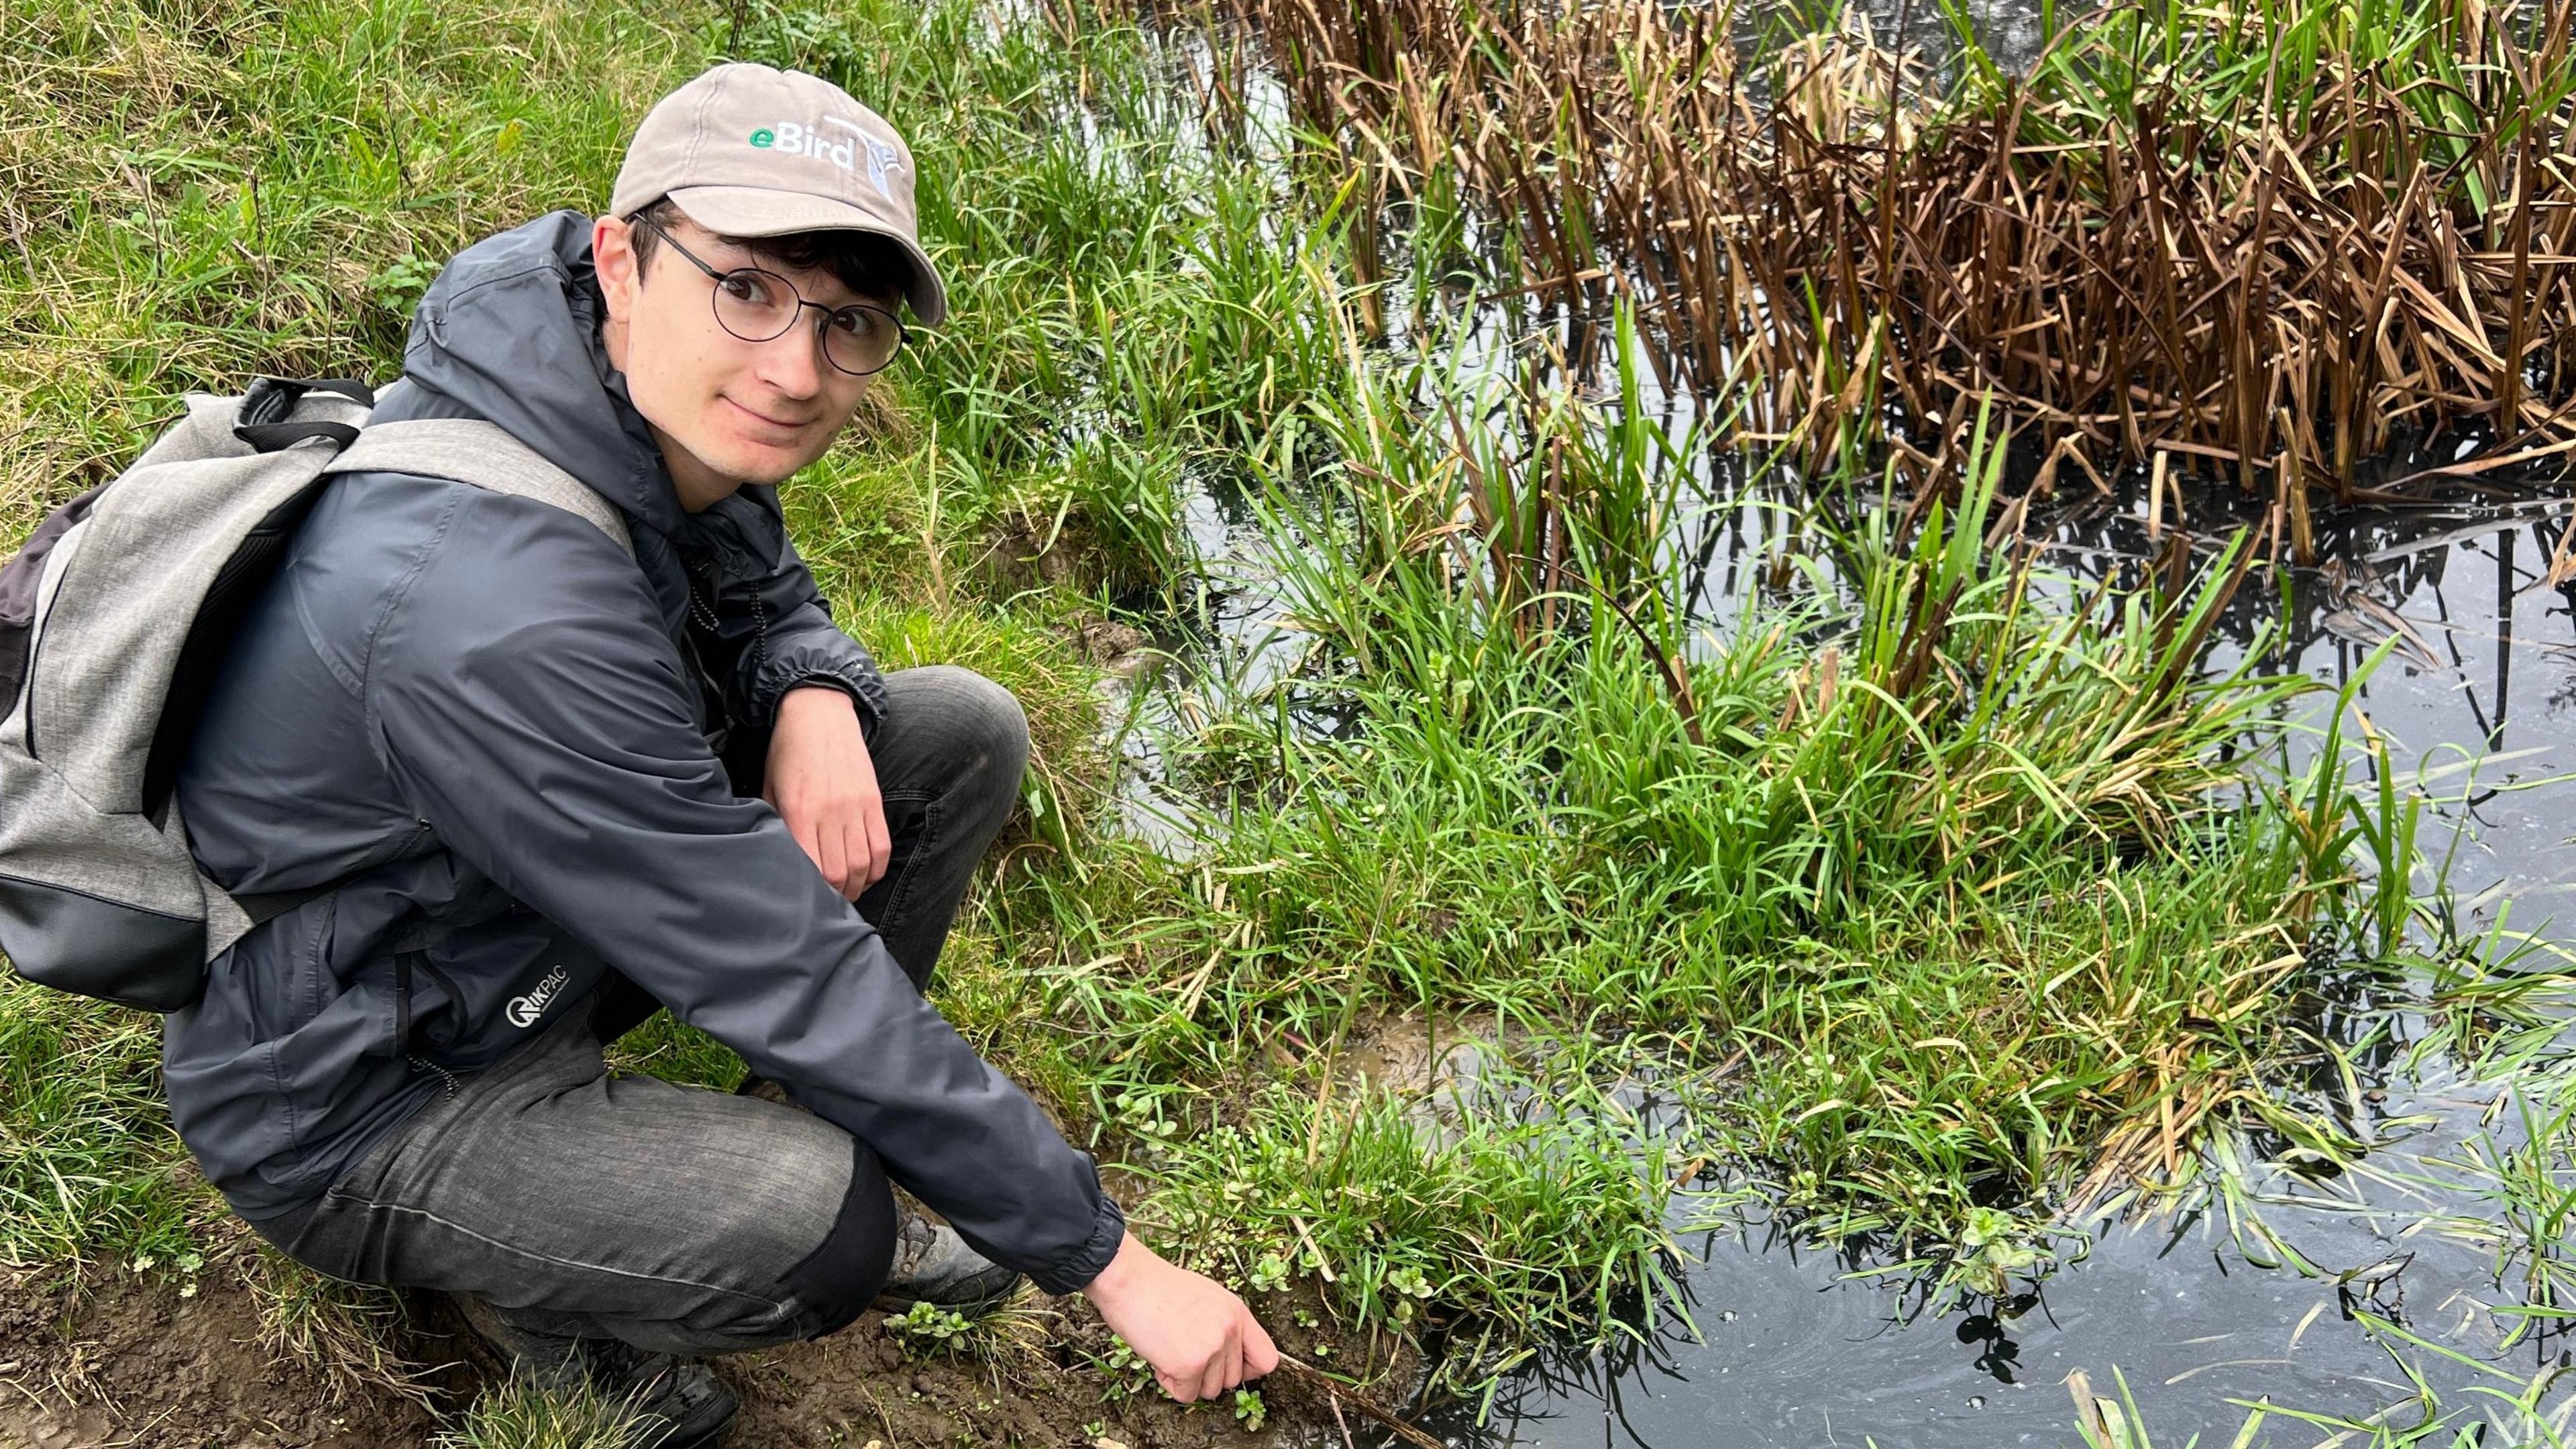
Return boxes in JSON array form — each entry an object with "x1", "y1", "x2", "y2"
[{"x1": 1228, "y1": 0, "x2": 2576, "y2": 533}]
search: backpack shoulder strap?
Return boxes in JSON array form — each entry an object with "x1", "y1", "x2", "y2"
[
  {"x1": 195, "y1": 419, "x2": 632, "y2": 966},
  {"x1": 323, "y1": 418, "x2": 635, "y2": 559}
]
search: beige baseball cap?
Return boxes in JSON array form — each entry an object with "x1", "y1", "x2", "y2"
[{"x1": 610, "y1": 62, "x2": 947, "y2": 327}]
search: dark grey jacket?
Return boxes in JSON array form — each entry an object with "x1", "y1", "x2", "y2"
[{"x1": 164, "y1": 212, "x2": 1125, "y2": 1295}]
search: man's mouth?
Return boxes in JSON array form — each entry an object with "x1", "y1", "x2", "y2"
[{"x1": 724, "y1": 396, "x2": 812, "y2": 433}]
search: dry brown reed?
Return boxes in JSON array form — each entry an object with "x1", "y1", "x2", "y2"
[{"x1": 1227, "y1": 0, "x2": 2576, "y2": 541}]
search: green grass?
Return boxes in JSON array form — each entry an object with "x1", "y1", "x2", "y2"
[
  {"x1": 432, "y1": 1372, "x2": 641, "y2": 1449},
  {"x1": 0, "y1": 0, "x2": 1336, "y2": 577},
  {"x1": 0, "y1": 977, "x2": 203, "y2": 1265},
  {"x1": 1142, "y1": 1055, "x2": 1695, "y2": 1348},
  {"x1": 241, "y1": 1243, "x2": 436, "y2": 1408}
]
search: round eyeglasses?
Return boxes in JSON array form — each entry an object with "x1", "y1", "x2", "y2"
[{"x1": 631, "y1": 213, "x2": 908, "y2": 378}]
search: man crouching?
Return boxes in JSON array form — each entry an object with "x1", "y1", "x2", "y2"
[{"x1": 165, "y1": 62, "x2": 1273, "y2": 1447}]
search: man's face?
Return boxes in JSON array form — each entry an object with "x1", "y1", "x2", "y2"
[{"x1": 594, "y1": 211, "x2": 882, "y2": 503}]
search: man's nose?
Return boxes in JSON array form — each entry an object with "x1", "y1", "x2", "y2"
[{"x1": 753, "y1": 313, "x2": 828, "y2": 398}]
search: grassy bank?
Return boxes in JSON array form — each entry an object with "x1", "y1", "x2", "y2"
[{"x1": 1, "y1": 0, "x2": 2563, "y2": 1439}]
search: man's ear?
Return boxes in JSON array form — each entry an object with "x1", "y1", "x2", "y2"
[{"x1": 594, "y1": 215, "x2": 639, "y2": 324}]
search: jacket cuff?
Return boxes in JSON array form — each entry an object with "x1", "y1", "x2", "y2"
[
  {"x1": 775, "y1": 672, "x2": 884, "y2": 744},
  {"x1": 1028, "y1": 1193, "x2": 1129, "y2": 1296}
]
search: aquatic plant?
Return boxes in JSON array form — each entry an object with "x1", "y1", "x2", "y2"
[{"x1": 1224, "y1": 0, "x2": 2576, "y2": 532}]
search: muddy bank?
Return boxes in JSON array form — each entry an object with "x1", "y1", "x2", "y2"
[
  {"x1": 0, "y1": 1255, "x2": 453, "y2": 1449},
  {"x1": 0, "y1": 1246, "x2": 1409, "y2": 1449},
  {"x1": 729, "y1": 1290, "x2": 1401, "y2": 1449}
]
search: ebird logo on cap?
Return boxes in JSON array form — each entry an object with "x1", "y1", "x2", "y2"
[{"x1": 747, "y1": 119, "x2": 902, "y2": 199}]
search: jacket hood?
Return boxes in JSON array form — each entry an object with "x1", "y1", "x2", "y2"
[{"x1": 398, "y1": 211, "x2": 687, "y2": 539}]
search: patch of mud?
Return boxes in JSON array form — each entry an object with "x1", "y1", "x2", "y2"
[
  {"x1": 729, "y1": 1287, "x2": 1406, "y2": 1449},
  {"x1": 0, "y1": 1256, "x2": 459, "y2": 1449},
  {"x1": 1336, "y1": 1010, "x2": 1509, "y2": 1102},
  {"x1": 983, "y1": 511, "x2": 1105, "y2": 596},
  {"x1": 1, "y1": 1258, "x2": 1413, "y2": 1448},
  {"x1": 1077, "y1": 616, "x2": 1155, "y2": 677}
]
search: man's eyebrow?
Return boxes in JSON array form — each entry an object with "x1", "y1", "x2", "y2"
[
  {"x1": 684, "y1": 230, "x2": 873, "y2": 305},
  {"x1": 755, "y1": 252, "x2": 871, "y2": 306}
]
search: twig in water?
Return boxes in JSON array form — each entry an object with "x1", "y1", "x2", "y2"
[{"x1": 1268, "y1": 1354, "x2": 1444, "y2": 1449}]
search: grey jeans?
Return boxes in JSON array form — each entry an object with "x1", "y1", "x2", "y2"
[{"x1": 256, "y1": 666, "x2": 1030, "y2": 1355}]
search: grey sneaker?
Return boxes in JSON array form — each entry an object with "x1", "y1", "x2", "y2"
[
  {"x1": 455, "y1": 1295, "x2": 738, "y2": 1449},
  {"x1": 873, "y1": 1211, "x2": 1024, "y2": 1314}
]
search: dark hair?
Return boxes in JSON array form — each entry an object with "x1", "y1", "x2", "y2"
[{"x1": 625, "y1": 197, "x2": 911, "y2": 314}]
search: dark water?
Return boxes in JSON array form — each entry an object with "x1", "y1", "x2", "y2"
[{"x1": 1434, "y1": 1077, "x2": 2530, "y2": 1446}]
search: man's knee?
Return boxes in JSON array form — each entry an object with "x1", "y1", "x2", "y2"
[
  {"x1": 908, "y1": 665, "x2": 1030, "y2": 784},
  {"x1": 886, "y1": 666, "x2": 1030, "y2": 826},
  {"x1": 769, "y1": 1140, "x2": 898, "y2": 1339},
  {"x1": 625, "y1": 1138, "x2": 894, "y2": 1356}
]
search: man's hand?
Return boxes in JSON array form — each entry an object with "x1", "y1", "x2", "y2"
[
  {"x1": 765, "y1": 685, "x2": 890, "y2": 900},
  {"x1": 1083, "y1": 1232, "x2": 1279, "y2": 1402}
]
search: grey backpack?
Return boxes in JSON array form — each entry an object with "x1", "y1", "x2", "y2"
[{"x1": 0, "y1": 376, "x2": 631, "y2": 1011}]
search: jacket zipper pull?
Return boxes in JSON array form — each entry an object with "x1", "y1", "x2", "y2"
[{"x1": 407, "y1": 1053, "x2": 462, "y2": 1099}]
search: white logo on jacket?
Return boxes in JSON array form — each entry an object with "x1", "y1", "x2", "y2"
[{"x1": 505, "y1": 966, "x2": 570, "y2": 1028}]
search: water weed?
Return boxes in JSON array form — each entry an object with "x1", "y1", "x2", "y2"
[{"x1": 2069, "y1": 1355, "x2": 2576, "y2": 1445}]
